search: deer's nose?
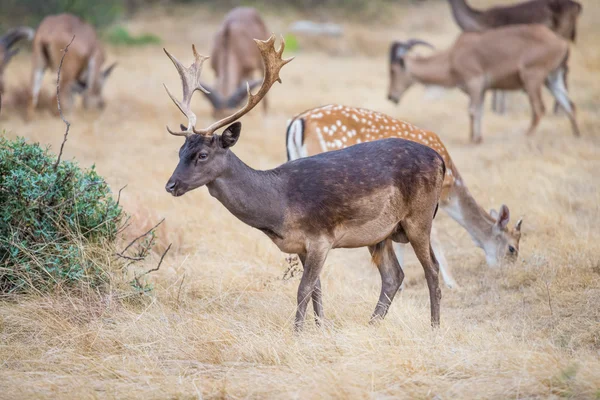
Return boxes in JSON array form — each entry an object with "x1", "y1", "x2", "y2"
[
  {"x1": 165, "y1": 180, "x2": 178, "y2": 194},
  {"x1": 388, "y1": 94, "x2": 399, "y2": 104}
]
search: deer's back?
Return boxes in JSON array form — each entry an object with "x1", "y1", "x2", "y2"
[
  {"x1": 480, "y1": 0, "x2": 551, "y2": 28},
  {"x1": 452, "y1": 25, "x2": 567, "y2": 85},
  {"x1": 34, "y1": 14, "x2": 101, "y2": 63},
  {"x1": 279, "y1": 139, "x2": 445, "y2": 238}
]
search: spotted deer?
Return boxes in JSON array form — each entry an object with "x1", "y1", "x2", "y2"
[
  {"x1": 388, "y1": 26, "x2": 580, "y2": 143},
  {"x1": 286, "y1": 105, "x2": 523, "y2": 288},
  {"x1": 163, "y1": 36, "x2": 447, "y2": 330},
  {"x1": 27, "y1": 14, "x2": 116, "y2": 119}
]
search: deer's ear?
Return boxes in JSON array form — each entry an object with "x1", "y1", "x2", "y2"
[
  {"x1": 220, "y1": 122, "x2": 241, "y2": 148},
  {"x1": 494, "y1": 204, "x2": 510, "y2": 230}
]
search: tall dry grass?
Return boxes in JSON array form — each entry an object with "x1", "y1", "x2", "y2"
[{"x1": 0, "y1": 1, "x2": 599, "y2": 398}]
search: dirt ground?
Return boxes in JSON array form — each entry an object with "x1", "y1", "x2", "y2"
[{"x1": 0, "y1": 0, "x2": 599, "y2": 398}]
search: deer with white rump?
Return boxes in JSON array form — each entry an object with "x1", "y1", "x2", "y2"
[
  {"x1": 286, "y1": 105, "x2": 523, "y2": 288},
  {"x1": 387, "y1": 25, "x2": 580, "y2": 143},
  {"x1": 163, "y1": 36, "x2": 447, "y2": 330}
]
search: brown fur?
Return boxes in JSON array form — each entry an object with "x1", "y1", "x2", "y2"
[
  {"x1": 388, "y1": 25, "x2": 580, "y2": 143},
  {"x1": 201, "y1": 7, "x2": 270, "y2": 117},
  {"x1": 448, "y1": 0, "x2": 583, "y2": 41},
  {"x1": 27, "y1": 13, "x2": 116, "y2": 120}
]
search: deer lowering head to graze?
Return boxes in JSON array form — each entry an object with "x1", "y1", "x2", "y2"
[
  {"x1": 0, "y1": 27, "x2": 34, "y2": 94},
  {"x1": 448, "y1": 0, "x2": 582, "y2": 114},
  {"x1": 286, "y1": 105, "x2": 523, "y2": 288},
  {"x1": 387, "y1": 25, "x2": 580, "y2": 143},
  {"x1": 163, "y1": 36, "x2": 447, "y2": 330},
  {"x1": 448, "y1": 0, "x2": 582, "y2": 41},
  {"x1": 27, "y1": 14, "x2": 116, "y2": 119},
  {"x1": 195, "y1": 7, "x2": 270, "y2": 119}
]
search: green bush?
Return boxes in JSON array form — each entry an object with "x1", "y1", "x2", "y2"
[
  {"x1": 0, "y1": 0, "x2": 124, "y2": 30},
  {"x1": 0, "y1": 135, "x2": 123, "y2": 292},
  {"x1": 106, "y1": 26, "x2": 161, "y2": 46}
]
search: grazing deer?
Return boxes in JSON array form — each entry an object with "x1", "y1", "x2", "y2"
[
  {"x1": 197, "y1": 7, "x2": 270, "y2": 118},
  {"x1": 387, "y1": 26, "x2": 580, "y2": 143},
  {"x1": 163, "y1": 36, "x2": 447, "y2": 330},
  {"x1": 447, "y1": 0, "x2": 582, "y2": 114},
  {"x1": 448, "y1": 0, "x2": 582, "y2": 41},
  {"x1": 27, "y1": 14, "x2": 116, "y2": 119},
  {"x1": 286, "y1": 105, "x2": 523, "y2": 288},
  {"x1": 0, "y1": 27, "x2": 34, "y2": 94}
]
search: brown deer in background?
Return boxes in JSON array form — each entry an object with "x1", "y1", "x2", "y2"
[
  {"x1": 387, "y1": 26, "x2": 580, "y2": 143},
  {"x1": 0, "y1": 27, "x2": 34, "y2": 95},
  {"x1": 27, "y1": 13, "x2": 116, "y2": 119},
  {"x1": 197, "y1": 7, "x2": 270, "y2": 118},
  {"x1": 163, "y1": 36, "x2": 447, "y2": 330},
  {"x1": 447, "y1": 0, "x2": 582, "y2": 113},
  {"x1": 286, "y1": 105, "x2": 523, "y2": 288}
]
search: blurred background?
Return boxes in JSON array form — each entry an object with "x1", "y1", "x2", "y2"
[{"x1": 0, "y1": 0, "x2": 598, "y2": 398}]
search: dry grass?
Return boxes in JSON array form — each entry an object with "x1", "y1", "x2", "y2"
[{"x1": 1, "y1": 1, "x2": 599, "y2": 398}]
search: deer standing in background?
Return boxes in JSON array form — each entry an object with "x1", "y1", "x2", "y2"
[
  {"x1": 162, "y1": 36, "x2": 447, "y2": 330},
  {"x1": 27, "y1": 14, "x2": 116, "y2": 119},
  {"x1": 447, "y1": 0, "x2": 582, "y2": 114},
  {"x1": 0, "y1": 27, "x2": 34, "y2": 95},
  {"x1": 387, "y1": 27, "x2": 580, "y2": 143},
  {"x1": 286, "y1": 105, "x2": 523, "y2": 288},
  {"x1": 197, "y1": 7, "x2": 270, "y2": 118}
]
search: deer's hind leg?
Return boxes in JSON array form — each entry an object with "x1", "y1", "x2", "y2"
[
  {"x1": 27, "y1": 41, "x2": 48, "y2": 120},
  {"x1": 369, "y1": 238, "x2": 405, "y2": 322},
  {"x1": 546, "y1": 66, "x2": 580, "y2": 136}
]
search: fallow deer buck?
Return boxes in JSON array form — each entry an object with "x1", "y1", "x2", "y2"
[
  {"x1": 0, "y1": 27, "x2": 35, "y2": 95},
  {"x1": 387, "y1": 27, "x2": 580, "y2": 143},
  {"x1": 197, "y1": 7, "x2": 270, "y2": 118},
  {"x1": 163, "y1": 36, "x2": 447, "y2": 330},
  {"x1": 27, "y1": 14, "x2": 116, "y2": 119},
  {"x1": 286, "y1": 105, "x2": 523, "y2": 288},
  {"x1": 447, "y1": 0, "x2": 582, "y2": 114}
]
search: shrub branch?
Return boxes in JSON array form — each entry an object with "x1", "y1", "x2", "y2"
[{"x1": 54, "y1": 35, "x2": 76, "y2": 171}]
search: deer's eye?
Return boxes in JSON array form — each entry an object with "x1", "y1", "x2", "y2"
[
  {"x1": 508, "y1": 245, "x2": 516, "y2": 254},
  {"x1": 198, "y1": 153, "x2": 208, "y2": 160}
]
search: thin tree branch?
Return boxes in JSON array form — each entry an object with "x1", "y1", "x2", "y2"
[
  {"x1": 117, "y1": 218, "x2": 165, "y2": 256},
  {"x1": 134, "y1": 243, "x2": 172, "y2": 289},
  {"x1": 54, "y1": 35, "x2": 75, "y2": 171}
]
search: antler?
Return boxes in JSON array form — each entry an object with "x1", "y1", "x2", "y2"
[
  {"x1": 163, "y1": 44, "x2": 210, "y2": 136},
  {"x1": 192, "y1": 34, "x2": 293, "y2": 136}
]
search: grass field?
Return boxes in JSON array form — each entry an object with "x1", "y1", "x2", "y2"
[{"x1": 1, "y1": 1, "x2": 599, "y2": 398}]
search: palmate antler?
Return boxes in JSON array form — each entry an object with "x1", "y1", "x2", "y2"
[{"x1": 164, "y1": 34, "x2": 293, "y2": 137}]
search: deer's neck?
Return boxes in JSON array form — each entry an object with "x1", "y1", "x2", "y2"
[
  {"x1": 447, "y1": 0, "x2": 485, "y2": 31},
  {"x1": 406, "y1": 52, "x2": 457, "y2": 88},
  {"x1": 442, "y1": 181, "x2": 496, "y2": 252},
  {"x1": 206, "y1": 151, "x2": 286, "y2": 236}
]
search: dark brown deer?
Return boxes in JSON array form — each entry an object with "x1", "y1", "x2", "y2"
[
  {"x1": 447, "y1": 0, "x2": 582, "y2": 113},
  {"x1": 198, "y1": 7, "x2": 270, "y2": 118},
  {"x1": 27, "y1": 14, "x2": 116, "y2": 119},
  {"x1": 0, "y1": 27, "x2": 34, "y2": 94},
  {"x1": 448, "y1": 0, "x2": 582, "y2": 40},
  {"x1": 163, "y1": 36, "x2": 447, "y2": 330}
]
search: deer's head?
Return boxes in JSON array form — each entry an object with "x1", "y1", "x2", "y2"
[
  {"x1": 80, "y1": 61, "x2": 117, "y2": 110},
  {"x1": 484, "y1": 205, "x2": 523, "y2": 266},
  {"x1": 0, "y1": 27, "x2": 34, "y2": 93},
  {"x1": 549, "y1": 0, "x2": 582, "y2": 42},
  {"x1": 163, "y1": 35, "x2": 292, "y2": 197},
  {"x1": 387, "y1": 39, "x2": 434, "y2": 104}
]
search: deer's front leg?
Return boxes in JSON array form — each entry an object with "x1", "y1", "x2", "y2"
[{"x1": 295, "y1": 245, "x2": 329, "y2": 331}]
